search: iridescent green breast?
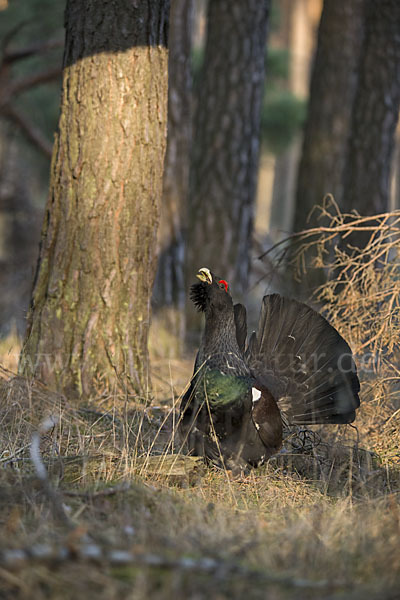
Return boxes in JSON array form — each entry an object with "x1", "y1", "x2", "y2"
[{"x1": 195, "y1": 368, "x2": 251, "y2": 409}]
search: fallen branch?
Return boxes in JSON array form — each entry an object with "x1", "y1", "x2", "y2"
[
  {"x1": 0, "y1": 542, "x2": 350, "y2": 591},
  {"x1": 0, "y1": 443, "x2": 30, "y2": 464},
  {"x1": 63, "y1": 481, "x2": 131, "y2": 499},
  {"x1": 30, "y1": 415, "x2": 73, "y2": 527}
]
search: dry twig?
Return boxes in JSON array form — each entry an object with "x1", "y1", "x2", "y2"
[{"x1": 30, "y1": 415, "x2": 73, "y2": 527}]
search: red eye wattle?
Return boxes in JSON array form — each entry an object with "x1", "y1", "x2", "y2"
[{"x1": 218, "y1": 280, "x2": 229, "y2": 292}]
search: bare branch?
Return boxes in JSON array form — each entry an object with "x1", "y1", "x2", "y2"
[
  {"x1": 3, "y1": 105, "x2": 53, "y2": 158},
  {"x1": 0, "y1": 20, "x2": 32, "y2": 56},
  {"x1": 8, "y1": 67, "x2": 61, "y2": 97},
  {"x1": 3, "y1": 39, "x2": 63, "y2": 64}
]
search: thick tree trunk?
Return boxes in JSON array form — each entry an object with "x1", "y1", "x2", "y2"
[
  {"x1": 343, "y1": 0, "x2": 400, "y2": 220},
  {"x1": 293, "y1": 0, "x2": 366, "y2": 234},
  {"x1": 187, "y1": 0, "x2": 270, "y2": 301},
  {"x1": 152, "y1": 0, "x2": 193, "y2": 354},
  {"x1": 19, "y1": 1, "x2": 169, "y2": 399}
]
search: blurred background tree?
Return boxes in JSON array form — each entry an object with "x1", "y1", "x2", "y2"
[
  {"x1": 342, "y1": 0, "x2": 400, "y2": 226},
  {"x1": 295, "y1": 0, "x2": 400, "y2": 254},
  {"x1": 187, "y1": 0, "x2": 271, "y2": 310},
  {"x1": 0, "y1": 0, "x2": 63, "y2": 337},
  {"x1": 293, "y1": 0, "x2": 366, "y2": 236},
  {"x1": 152, "y1": 0, "x2": 194, "y2": 356}
]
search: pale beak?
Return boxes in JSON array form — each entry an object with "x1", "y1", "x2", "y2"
[{"x1": 196, "y1": 267, "x2": 212, "y2": 284}]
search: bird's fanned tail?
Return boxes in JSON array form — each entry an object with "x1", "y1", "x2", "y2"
[
  {"x1": 234, "y1": 303, "x2": 247, "y2": 353},
  {"x1": 245, "y1": 294, "x2": 360, "y2": 425}
]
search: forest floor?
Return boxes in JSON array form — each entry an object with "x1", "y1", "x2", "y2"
[{"x1": 0, "y1": 333, "x2": 400, "y2": 600}]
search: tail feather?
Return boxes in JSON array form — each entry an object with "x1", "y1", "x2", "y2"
[
  {"x1": 234, "y1": 303, "x2": 247, "y2": 354},
  {"x1": 246, "y1": 294, "x2": 360, "y2": 425}
]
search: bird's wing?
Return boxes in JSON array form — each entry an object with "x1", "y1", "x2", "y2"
[{"x1": 246, "y1": 294, "x2": 360, "y2": 425}]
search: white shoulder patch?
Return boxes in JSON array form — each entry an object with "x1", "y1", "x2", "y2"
[{"x1": 252, "y1": 387, "x2": 261, "y2": 403}]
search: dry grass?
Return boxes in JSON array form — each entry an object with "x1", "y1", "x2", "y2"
[
  {"x1": 1, "y1": 366, "x2": 399, "y2": 599},
  {"x1": 0, "y1": 326, "x2": 20, "y2": 372},
  {"x1": 1, "y1": 210, "x2": 400, "y2": 598}
]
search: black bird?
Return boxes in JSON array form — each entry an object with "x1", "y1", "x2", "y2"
[{"x1": 179, "y1": 267, "x2": 360, "y2": 473}]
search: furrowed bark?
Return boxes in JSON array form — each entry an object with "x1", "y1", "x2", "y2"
[{"x1": 20, "y1": 0, "x2": 169, "y2": 399}]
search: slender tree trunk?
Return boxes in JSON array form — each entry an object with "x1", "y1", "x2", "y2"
[
  {"x1": 0, "y1": 125, "x2": 41, "y2": 336},
  {"x1": 392, "y1": 132, "x2": 400, "y2": 211},
  {"x1": 19, "y1": 0, "x2": 169, "y2": 399},
  {"x1": 187, "y1": 0, "x2": 270, "y2": 302},
  {"x1": 293, "y1": 0, "x2": 366, "y2": 234},
  {"x1": 270, "y1": 142, "x2": 301, "y2": 241},
  {"x1": 152, "y1": 0, "x2": 193, "y2": 355},
  {"x1": 343, "y1": 0, "x2": 400, "y2": 221}
]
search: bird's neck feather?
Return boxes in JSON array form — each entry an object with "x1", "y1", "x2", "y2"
[{"x1": 202, "y1": 308, "x2": 240, "y2": 356}]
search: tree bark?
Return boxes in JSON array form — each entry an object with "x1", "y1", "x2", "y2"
[
  {"x1": 343, "y1": 0, "x2": 400, "y2": 220},
  {"x1": 293, "y1": 0, "x2": 366, "y2": 234},
  {"x1": 187, "y1": 0, "x2": 270, "y2": 301},
  {"x1": 19, "y1": 0, "x2": 169, "y2": 399},
  {"x1": 152, "y1": 0, "x2": 193, "y2": 354}
]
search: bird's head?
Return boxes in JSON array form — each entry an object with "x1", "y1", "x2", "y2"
[{"x1": 190, "y1": 267, "x2": 232, "y2": 314}]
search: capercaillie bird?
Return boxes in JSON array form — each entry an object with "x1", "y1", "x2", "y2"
[{"x1": 179, "y1": 267, "x2": 360, "y2": 473}]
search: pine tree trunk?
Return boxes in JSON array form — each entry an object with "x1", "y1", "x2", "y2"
[
  {"x1": 343, "y1": 0, "x2": 400, "y2": 220},
  {"x1": 152, "y1": 0, "x2": 193, "y2": 355},
  {"x1": 293, "y1": 0, "x2": 366, "y2": 234},
  {"x1": 187, "y1": 0, "x2": 270, "y2": 301},
  {"x1": 19, "y1": 0, "x2": 169, "y2": 399}
]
